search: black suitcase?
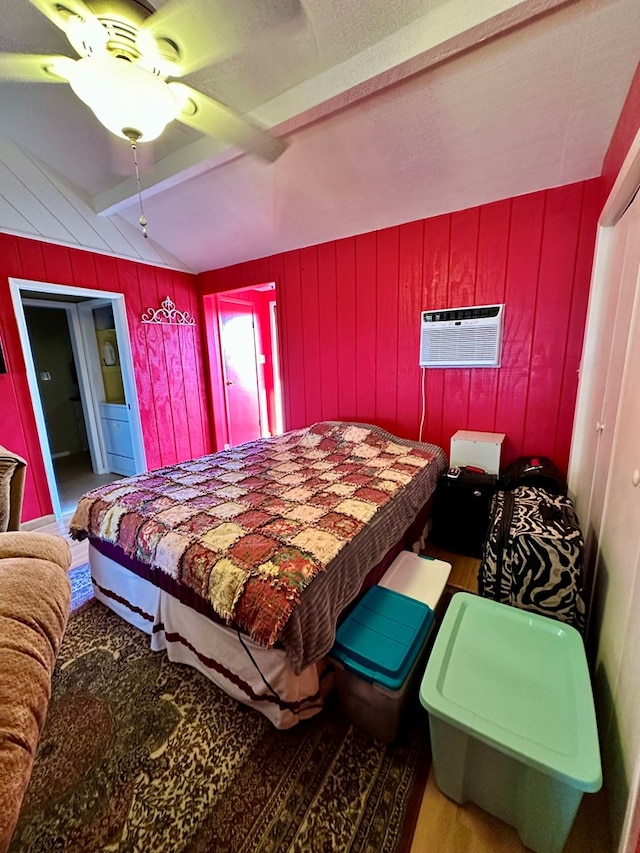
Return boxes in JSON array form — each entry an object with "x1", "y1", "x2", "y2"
[
  {"x1": 478, "y1": 485, "x2": 585, "y2": 632},
  {"x1": 501, "y1": 455, "x2": 564, "y2": 495}
]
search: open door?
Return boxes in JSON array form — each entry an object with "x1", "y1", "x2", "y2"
[
  {"x1": 204, "y1": 283, "x2": 282, "y2": 450},
  {"x1": 218, "y1": 295, "x2": 263, "y2": 447}
]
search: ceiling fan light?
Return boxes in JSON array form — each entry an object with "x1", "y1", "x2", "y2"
[{"x1": 66, "y1": 56, "x2": 181, "y2": 141}]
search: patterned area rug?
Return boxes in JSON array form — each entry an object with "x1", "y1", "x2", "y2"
[
  {"x1": 11, "y1": 597, "x2": 430, "y2": 852},
  {"x1": 68, "y1": 561, "x2": 94, "y2": 612}
]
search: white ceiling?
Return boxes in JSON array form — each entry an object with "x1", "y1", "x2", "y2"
[{"x1": 0, "y1": 0, "x2": 639, "y2": 273}]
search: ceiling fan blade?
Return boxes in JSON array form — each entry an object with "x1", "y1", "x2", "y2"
[
  {"x1": 0, "y1": 54, "x2": 72, "y2": 83},
  {"x1": 169, "y1": 82, "x2": 286, "y2": 163},
  {"x1": 140, "y1": 0, "x2": 240, "y2": 76},
  {"x1": 141, "y1": 0, "x2": 306, "y2": 77},
  {"x1": 25, "y1": 0, "x2": 97, "y2": 33}
]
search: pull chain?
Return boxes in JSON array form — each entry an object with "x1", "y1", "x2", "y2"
[{"x1": 127, "y1": 130, "x2": 148, "y2": 239}]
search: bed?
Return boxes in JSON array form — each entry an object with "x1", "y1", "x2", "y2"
[{"x1": 70, "y1": 421, "x2": 447, "y2": 728}]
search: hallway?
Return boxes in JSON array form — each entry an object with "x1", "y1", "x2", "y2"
[{"x1": 53, "y1": 452, "x2": 122, "y2": 515}]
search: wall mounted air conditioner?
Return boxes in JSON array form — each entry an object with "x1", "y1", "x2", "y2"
[{"x1": 419, "y1": 304, "x2": 505, "y2": 367}]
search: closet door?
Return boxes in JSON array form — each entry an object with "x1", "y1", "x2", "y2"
[
  {"x1": 595, "y1": 245, "x2": 640, "y2": 847},
  {"x1": 590, "y1": 205, "x2": 639, "y2": 543},
  {"x1": 569, "y1": 192, "x2": 640, "y2": 616}
]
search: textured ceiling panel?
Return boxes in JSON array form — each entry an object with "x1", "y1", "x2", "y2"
[{"x1": 0, "y1": 0, "x2": 638, "y2": 271}]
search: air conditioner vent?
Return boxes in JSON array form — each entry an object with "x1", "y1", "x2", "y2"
[{"x1": 419, "y1": 304, "x2": 504, "y2": 367}]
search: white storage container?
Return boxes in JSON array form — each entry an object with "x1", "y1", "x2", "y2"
[
  {"x1": 450, "y1": 429, "x2": 505, "y2": 475},
  {"x1": 378, "y1": 551, "x2": 451, "y2": 611}
]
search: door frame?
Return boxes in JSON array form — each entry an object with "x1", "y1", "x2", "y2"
[
  {"x1": 270, "y1": 300, "x2": 284, "y2": 436},
  {"x1": 203, "y1": 283, "x2": 283, "y2": 451},
  {"x1": 22, "y1": 297, "x2": 106, "y2": 476},
  {"x1": 217, "y1": 293, "x2": 263, "y2": 447},
  {"x1": 9, "y1": 278, "x2": 147, "y2": 519}
]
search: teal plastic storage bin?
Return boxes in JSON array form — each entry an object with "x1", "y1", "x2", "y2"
[
  {"x1": 420, "y1": 592, "x2": 601, "y2": 853},
  {"x1": 332, "y1": 585, "x2": 434, "y2": 741}
]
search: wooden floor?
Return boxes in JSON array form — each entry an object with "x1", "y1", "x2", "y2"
[
  {"x1": 30, "y1": 517, "x2": 612, "y2": 852},
  {"x1": 410, "y1": 768, "x2": 611, "y2": 853},
  {"x1": 32, "y1": 512, "x2": 89, "y2": 570}
]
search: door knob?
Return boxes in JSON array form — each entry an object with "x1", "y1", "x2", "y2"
[{"x1": 226, "y1": 381, "x2": 233, "y2": 386}]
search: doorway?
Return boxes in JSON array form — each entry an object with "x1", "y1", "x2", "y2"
[
  {"x1": 9, "y1": 278, "x2": 147, "y2": 519},
  {"x1": 204, "y1": 283, "x2": 283, "y2": 450},
  {"x1": 22, "y1": 300, "x2": 108, "y2": 515}
]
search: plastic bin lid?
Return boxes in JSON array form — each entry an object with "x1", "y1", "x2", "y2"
[
  {"x1": 378, "y1": 551, "x2": 451, "y2": 609},
  {"x1": 333, "y1": 586, "x2": 434, "y2": 691},
  {"x1": 420, "y1": 593, "x2": 601, "y2": 792}
]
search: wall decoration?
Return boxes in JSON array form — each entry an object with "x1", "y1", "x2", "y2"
[{"x1": 141, "y1": 296, "x2": 196, "y2": 326}]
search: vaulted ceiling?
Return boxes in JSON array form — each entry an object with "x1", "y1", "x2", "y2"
[{"x1": 1, "y1": 0, "x2": 639, "y2": 273}]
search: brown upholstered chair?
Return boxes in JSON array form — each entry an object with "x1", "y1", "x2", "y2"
[
  {"x1": 0, "y1": 446, "x2": 27, "y2": 532},
  {"x1": 0, "y1": 531, "x2": 71, "y2": 852}
]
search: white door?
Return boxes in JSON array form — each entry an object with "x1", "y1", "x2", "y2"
[
  {"x1": 595, "y1": 244, "x2": 640, "y2": 847},
  {"x1": 569, "y1": 192, "x2": 640, "y2": 627},
  {"x1": 567, "y1": 133, "x2": 640, "y2": 852},
  {"x1": 584, "y1": 207, "x2": 638, "y2": 535}
]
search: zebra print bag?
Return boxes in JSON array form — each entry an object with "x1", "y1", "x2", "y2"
[{"x1": 479, "y1": 485, "x2": 586, "y2": 632}]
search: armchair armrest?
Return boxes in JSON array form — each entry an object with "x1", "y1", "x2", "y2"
[
  {"x1": 0, "y1": 446, "x2": 27, "y2": 532},
  {"x1": 0, "y1": 532, "x2": 71, "y2": 572}
]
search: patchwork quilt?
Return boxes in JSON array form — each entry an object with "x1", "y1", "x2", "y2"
[{"x1": 70, "y1": 422, "x2": 445, "y2": 660}]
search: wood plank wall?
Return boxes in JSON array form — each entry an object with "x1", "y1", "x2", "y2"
[
  {"x1": 0, "y1": 234, "x2": 211, "y2": 522},
  {"x1": 199, "y1": 179, "x2": 605, "y2": 474}
]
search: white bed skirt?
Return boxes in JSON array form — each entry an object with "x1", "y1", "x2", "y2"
[{"x1": 89, "y1": 544, "x2": 332, "y2": 729}]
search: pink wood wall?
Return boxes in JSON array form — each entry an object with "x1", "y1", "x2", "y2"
[
  {"x1": 199, "y1": 179, "x2": 605, "y2": 475},
  {"x1": 0, "y1": 234, "x2": 211, "y2": 522},
  {"x1": 0, "y1": 179, "x2": 607, "y2": 521}
]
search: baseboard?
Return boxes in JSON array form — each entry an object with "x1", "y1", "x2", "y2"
[{"x1": 20, "y1": 514, "x2": 56, "y2": 530}]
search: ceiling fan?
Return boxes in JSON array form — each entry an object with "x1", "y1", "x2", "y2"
[{"x1": 0, "y1": 0, "x2": 298, "y2": 160}]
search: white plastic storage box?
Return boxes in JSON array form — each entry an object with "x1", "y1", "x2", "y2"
[
  {"x1": 378, "y1": 551, "x2": 451, "y2": 619},
  {"x1": 331, "y1": 585, "x2": 435, "y2": 742},
  {"x1": 420, "y1": 593, "x2": 601, "y2": 853},
  {"x1": 450, "y1": 430, "x2": 505, "y2": 475}
]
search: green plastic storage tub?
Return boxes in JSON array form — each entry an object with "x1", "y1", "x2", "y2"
[{"x1": 420, "y1": 592, "x2": 601, "y2": 853}]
